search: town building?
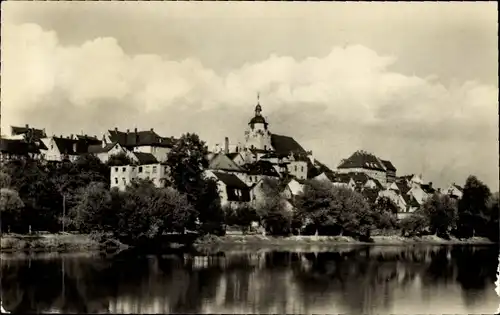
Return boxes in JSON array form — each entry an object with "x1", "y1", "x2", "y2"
[
  {"x1": 445, "y1": 183, "x2": 463, "y2": 199},
  {"x1": 110, "y1": 153, "x2": 169, "y2": 191},
  {"x1": 336, "y1": 150, "x2": 397, "y2": 187},
  {"x1": 103, "y1": 128, "x2": 176, "y2": 162},
  {"x1": 40, "y1": 135, "x2": 101, "y2": 162},
  {"x1": 205, "y1": 170, "x2": 251, "y2": 208}
]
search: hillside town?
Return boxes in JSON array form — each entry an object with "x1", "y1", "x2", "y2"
[{"x1": 0, "y1": 99, "x2": 465, "y2": 221}]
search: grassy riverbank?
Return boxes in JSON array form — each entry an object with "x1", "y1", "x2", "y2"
[
  {"x1": 193, "y1": 234, "x2": 496, "y2": 252},
  {"x1": 0, "y1": 233, "x2": 128, "y2": 253}
]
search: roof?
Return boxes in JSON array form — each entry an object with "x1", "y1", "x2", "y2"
[
  {"x1": 211, "y1": 171, "x2": 249, "y2": 190},
  {"x1": 11, "y1": 125, "x2": 46, "y2": 141},
  {"x1": 327, "y1": 172, "x2": 353, "y2": 184},
  {"x1": 337, "y1": 150, "x2": 386, "y2": 171},
  {"x1": 249, "y1": 115, "x2": 268, "y2": 125},
  {"x1": 76, "y1": 135, "x2": 99, "y2": 141},
  {"x1": 52, "y1": 137, "x2": 92, "y2": 155},
  {"x1": 132, "y1": 152, "x2": 158, "y2": 165},
  {"x1": 0, "y1": 138, "x2": 40, "y2": 155},
  {"x1": 270, "y1": 134, "x2": 307, "y2": 155},
  {"x1": 88, "y1": 143, "x2": 116, "y2": 154},
  {"x1": 421, "y1": 183, "x2": 436, "y2": 194},
  {"x1": 244, "y1": 160, "x2": 280, "y2": 177},
  {"x1": 226, "y1": 153, "x2": 241, "y2": 160},
  {"x1": 209, "y1": 153, "x2": 244, "y2": 172},
  {"x1": 452, "y1": 184, "x2": 463, "y2": 192},
  {"x1": 107, "y1": 129, "x2": 176, "y2": 148},
  {"x1": 381, "y1": 159, "x2": 397, "y2": 172}
]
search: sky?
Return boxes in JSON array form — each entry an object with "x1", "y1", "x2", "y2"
[{"x1": 1, "y1": 2, "x2": 498, "y2": 190}]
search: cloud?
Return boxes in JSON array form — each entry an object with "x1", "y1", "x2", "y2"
[{"x1": 2, "y1": 23, "x2": 498, "y2": 189}]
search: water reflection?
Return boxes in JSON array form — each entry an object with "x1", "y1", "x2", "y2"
[{"x1": 1, "y1": 246, "x2": 498, "y2": 314}]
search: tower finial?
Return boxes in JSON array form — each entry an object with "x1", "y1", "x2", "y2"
[{"x1": 257, "y1": 92, "x2": 260, "y2": 104}]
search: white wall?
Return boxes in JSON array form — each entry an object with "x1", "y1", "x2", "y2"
[
  {"x1": 110, "y1": 163, "x2": 170, "y2": 191},
  {"x1": 336, "y1": 167, "x2": 387, "y2": 186}
]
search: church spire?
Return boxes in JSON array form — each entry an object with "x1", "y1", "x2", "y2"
[{"x1": 255, "y1": 92, "x2": 262, "y2": 116}]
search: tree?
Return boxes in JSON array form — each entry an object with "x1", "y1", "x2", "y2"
[
  {"x1": 0, "y1": 188, "x2": 25, "y2": 233},
  {"x1": 400, "y1": 213, "x2": 429, "y2": 237},
  {"x1": 296, "y1": 180, "x2": 373, "y2": 238},
  {"x1": 74, "y1": 154, "x2": 110, "y2": 185},
  {"x1": 0, "y1": 171, "x2": 12, "y2": 188},
  {"x1": 485, "y1": 192, "x2": 499, "y2": 242},
  {"x1": 457, "y1": 175, "x2": 491, "y2": 238},
  {"x1": 106, "y1": 152, "x2": 135, "y2": 166},
  {"x1": 256, "y1": 178, "x2": 293, "y2": 236},
  {"x1": 166, "y1": 133, "x2": 223, "y2": 234},
  {"x1": 420, "y1": 193, "x2": 458, "y2": 238},
  {"x1": 70, "y1": 182, "x2": 114, "y2": 233},
  {"x1": 371, "y1": 196, "x2": 399, "y2": 230}
]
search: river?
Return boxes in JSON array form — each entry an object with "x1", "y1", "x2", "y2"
[{"x1": 1, "y1": 245, "x2": 499, "y2": 314}]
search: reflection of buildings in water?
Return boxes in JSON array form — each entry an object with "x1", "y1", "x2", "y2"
[{"x1": 108, "y1": 295, "x2": 170, "y2": 314}]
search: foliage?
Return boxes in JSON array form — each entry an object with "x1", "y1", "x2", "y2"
[
  {"x1": 400, "y1": 213, "x2": 429, "y2": 237},
  {"x1": 224, "y1": 204, "x2": 259, "y2": 232},
  {"x1": 457, "y1": 175, "x2": 491, "y2": 238},
  {"x1": 485, "y1": 192, "x2": 499, "y2": 242},
  {"x1": 166, "y1": 133, "x2": 223, "y2": 235},
  {"x1": 106, "y1": 152, "x2": 135, "y2": 166},
  {"x1": 420, "y1": 193, "x2": 458, "y2": 237},
  {"x1": 256, "y1": 178, "x2": 293, "y2": 236},
  {"x1": 0, "y1": 188, "x2": 25, "y2": 232},
  {"x1": 0, "y1": 171, "x2": 12, "y2": 188},
  {"x1": 296, "y1": 180, "x2": 373, "y2": 238},
  {"x1": 370, "y1": 196, "x2": 399, "y2": 230}
]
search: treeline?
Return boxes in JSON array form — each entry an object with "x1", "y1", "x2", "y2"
[{"x1": 1, "y1": 132, "x2": 498, "y2": 244}]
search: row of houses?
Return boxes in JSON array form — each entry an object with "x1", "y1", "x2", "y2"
[{"x1": 1, "y1": 100, "x2": 464, "y2": 216}]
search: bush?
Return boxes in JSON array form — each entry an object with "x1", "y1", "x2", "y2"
[{"x1": 400, "y1": 213, "x2": 429, "y2": 237}]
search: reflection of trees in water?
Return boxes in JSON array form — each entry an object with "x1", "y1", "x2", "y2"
[{"x1": 1, "y1": 246, "x2": 498, "y2": 314}]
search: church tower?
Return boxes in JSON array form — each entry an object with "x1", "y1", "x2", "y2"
[{"x1": 244, "y1": 95, "x2": 272, "y2": 152}]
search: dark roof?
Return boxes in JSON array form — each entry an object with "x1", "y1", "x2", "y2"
[
  {"x1": 132, "y1": 152, "x2": 158, "y2": 165},
  {"x1": 337, "y1": 150, "x2": 386, "y2": 171},
  {"x1": 452, "y1": 184, "x2": 463, "y2": 192},
  {"x1": 227, "y1": 188, "x2": 251, "y2": 202},
  {"x1": 88, "y1": 143, "x2": 116, "y2": 154},
  {"x1": 226, "y1": 153, "x2": 240, "y2": 160},
  {"x1": 52, "y1": 137, "x2": 92, "y2": 155},
  {"x1": 381, "y1": 159, "x2": 397, "y2": 171},
  {"x1": 421, "y1": 184, "x2": 436, "y2": 194},
  {"x1": 249, "y1": 115, "x2": 268, "y2": 125},
  {"x1": 270, "y1": 134, "x2": 307, "y2": 155},
  {"x1": 244, "y1": 160, "x2": 280, "y2": 177},
  {"x1": 0, "y1": 138, "x2": 40, "y2": 155},
  {"x1": 212, "y1": 171, "x2": 249, "y2": 190},
  {"x1": 11, "y1": 125, "x2": 46, "y2": 141},
  {"x1": 107, "y1": 129, "x2": 176, "y2": 148},
  {"x1": 327, "y1": 172, "x2": 352, "y2": 184},
  {"x1": 76, "y1": 135, "x2": 99, "y2": 142}
]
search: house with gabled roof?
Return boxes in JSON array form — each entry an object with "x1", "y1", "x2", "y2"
[
  {"x1": 380, "y1": 159, "x2": 397, "y2": 183},
  {"x1": 445, "y1": 183, "x2": 464, "y2": 199},
  {"x1": 9, "y1": 124, "x2": 47, "y2": 142},
  {"x1": 205, "y1": 170, "x2": 251, "y2": 208},
  {"x1": 40, "y1": 135, "x2": 100, "y2": 162},
  {"x1": 243, "y1": 160, "x2": 281, "y2": 186},
  {"x1": 336, "y1": 150, "x2": 389, "y2": 187},
  {"x1": 0, "y1": 138, "x2": 42, "y2": 161},
  {"x1": 104, "y1": 127, "x2": 176, "y2": 162},
  {"x1": 87, "y1": 141, "x2": 134, "y2": 163}
]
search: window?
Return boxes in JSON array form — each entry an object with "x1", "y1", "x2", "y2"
[
  {"x1": 294, "y1": 165, "x2": 297, "y2": 172},
  {"x1": 264, "y1": 145, "x2": 267, "y2": 150},
  {"x1": 50, "y1": 144, "x2": 53, "y2": 150},
  {"x1": 165, "y1": 166, "x2": 168, "y2": 173},
  {"x1": 152, "y1": 166, "x2": 157, "y2": 174},
  {"x1": 301, "y1": 166, "x2": 304, "y2": 172},
  {"x1": 114, "y1": 178, "x2": 118, "y2": 184},
  {"x1": 122, "y1": 178, "x2": 126, "y2": 184},
  {"x1": 138, "y1": 167, "x2": 143, "y2": 173},
  {"x1": 115, "y1": 167, "x2": 118, "y2": 172},
  {"x1": 122, "y1": 167, "x2": 126, "y2": 172}
]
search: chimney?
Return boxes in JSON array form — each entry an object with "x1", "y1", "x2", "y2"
[
  {"x1": 224, "y1": 137, "x2": 229, "y2": 154},
  {"x1": 126, "y1": 129, "x2": 130, "y2": 133},
  {"x1": 25, "y1": 124, "x2": 29, "y2": 128},
  {"x1": 70, "y1": 134, "x2": 73, "y2": 139},
  {"x1": 150, "y1": 128, "x2": 154, "y2": 132},
  {"x1": 134, "y1": 127, "x2": 138, "y2": 133},
  {"x1": 42, "y1": 128, "x2": 46, "y2": 136},
  {"x1": 114, "y1": 127, "x2": 118, "y2": 132},
  {"x1": 428, "y1": 182, "x2": 433, "y2": 188}
]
